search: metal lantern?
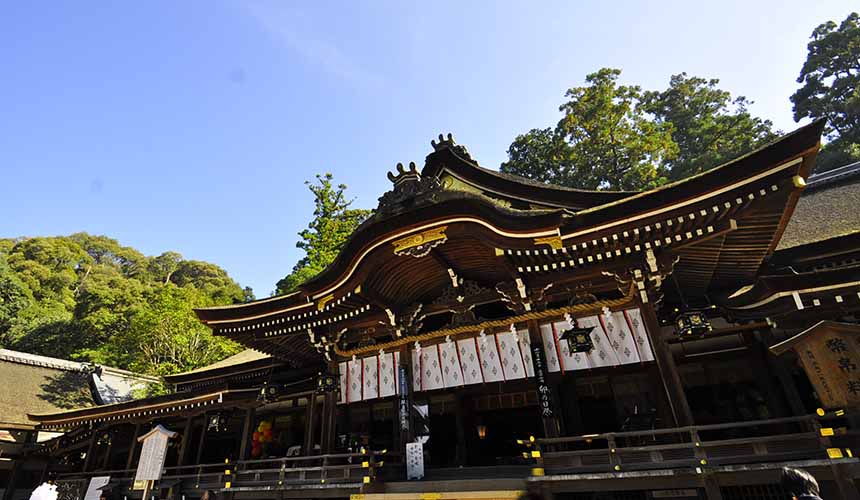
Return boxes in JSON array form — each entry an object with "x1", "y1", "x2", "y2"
[
  {"x1": 674, "y1": 310, "x2": 712, "y2": 338},
  {"x1": 317, "y1": 372, "x2": 339, "y2": 393},
  {"x1": 258, "y1": 383, "x2": 279, "y2": 403},
  {"x1": 207, "y1": 412, "x2": 230, "y2": 432},
  {"x1": 96, "y1": 431, "x2": 112, "y2": 447},
  {"x1": 560, "y1": 322, "x2": 596, "y2": 353}
]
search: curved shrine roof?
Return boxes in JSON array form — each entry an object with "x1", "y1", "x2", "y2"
[{"x1": 195, "y1": 120, "x2": 825, "y2": 359}]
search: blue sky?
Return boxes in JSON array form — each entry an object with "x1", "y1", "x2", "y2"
[{"x1": 0, "y1": 1, "x2": 854, "y2": 297}]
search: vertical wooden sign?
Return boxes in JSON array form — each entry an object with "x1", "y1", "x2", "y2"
[
  {"x1": 771, "y1": 321, "x2": 860, "y2": 409},
  {"x1": 133, "y1": 425, "x2": 178, "y2": 496}
]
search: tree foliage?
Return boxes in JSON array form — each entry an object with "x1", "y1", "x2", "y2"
[
  {"x1": 502, "y1": 68, "x2": 775, "y2": 190},
  {"x1": 503, "y1": 68, "x2": 677, "y2": 190},
  {"x1": 275, "y1": 174, "x2": 371, "y2": 295},
  {"x1": 641, "y1": 74, "x2": 776, "y2": 180},
  {"x1": 0, "y1": 234, "x2": 246, "y2": 376},
  {"x1": 791, "y1": 12, "x2": 860, "y2": 172}
]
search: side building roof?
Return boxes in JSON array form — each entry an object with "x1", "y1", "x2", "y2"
[
  {"x1": 0, "y1": 349, "x2": 157, "y2": 428},
  {"x1": 778, "y1": 161, "x2": 860, "y2": 250}
]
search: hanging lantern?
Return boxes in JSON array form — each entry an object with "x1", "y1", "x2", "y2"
[
  {"x1": 476, "y1": 424, "x2": 487, "y2": 440},
  {"x1": 258, "y1": 383, "x2": 279, "y2": 403},
  {"x1": 207, "y1": 413, "x2": 230, "y2": 432},
  {"x1": 96, "y1": 431, "x2": 112, "y2": 447},
  {"x1": 674, "y1": 310, "x2": 712, "y2": 338},
  {"x1": 560, "y1": 321, "x2": 595, "y2": 353},
  {"x1": 317, "y1": 371, "x2": 339, "y2": 393}
]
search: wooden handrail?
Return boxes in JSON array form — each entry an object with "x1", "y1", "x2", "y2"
[{"x1": 534, "y1": 413, "x2": 845, "y2": 475}]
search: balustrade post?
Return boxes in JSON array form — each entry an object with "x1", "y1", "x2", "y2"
[
  {"x1": 690, "y1": 429, "x2": 707, "y2": 467},
  {"x1": 607, "y1": 435, "x2": 620, "y2": 472}
]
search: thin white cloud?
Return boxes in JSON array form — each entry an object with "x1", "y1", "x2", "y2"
[{"x1": 241, "y1": 1, "x2": 384, "y2": 89}]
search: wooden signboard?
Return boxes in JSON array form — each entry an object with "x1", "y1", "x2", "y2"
[
  {"x1": 83, "y1": 476, "x2": 110, "y2": 500},
  {"x1": 133, "y1": 424, "x2": 177, "y2": 494},
  {"x1": 771, "y1": 321, "x2": 860, "y2": 409}
]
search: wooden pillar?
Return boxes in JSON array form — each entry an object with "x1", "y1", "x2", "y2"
[
  {"x1": 177, "y1": 417, "x2": 194, "y2": 466},
  {"x1": 320, "y1": 363, "x2": 339, "y2": 454},
  {"x1": 398, "y1": 345, "x2": 415, "y2": 451},
  {"x1": 760, "y1": 329, "x2": 807, "y2": 416},
  {"x1": 527, "y1": 320, "x2": 561, "y2": 438},
  {"x1": 558, "y1": 376, "x2": 583, "y2": 436},
  {"x1": 101, "y1": 428, "x2": 115, "y2": 470},
  {"x1": 320, "y1": 391, "x2": 337, "y2": 453},
  {"x1": 454, "y1": 393, "x2": 467, "y2": 466},
  {"x1": 194, "y1": 413, "x2": 208, "y2": 465},
  {"x1": 1, "y1": 460, "x2": 21, "y2": 500},
  {"x1": 237, "y1": 408, "x2": 256, "y2": 461},
  {"x1": 82, "y1": 429, "x2": 98, "y2": 472},
  {"x1": 832, "y1": 462, "x2": 860, "y2": 500},
  {"x1": 741, "y1": 331, "x2": 790, "y2": 418},
  {"x1": 701, "y1": 474, "x2": 724, "y2": 500},
  {"x1": 303, "y1": 394, "x2": 318, "y2": 455},
  {"x1": 126, "y1": 423, "x2": 141, "y2": 470},
  {"x1": 639, "y1": 302, "x2": 694, "y2": 427}
]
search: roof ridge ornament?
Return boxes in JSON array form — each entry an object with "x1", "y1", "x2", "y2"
[
  {"x1": 377, "y1": 160, "x2": 442, "y2": 217},
  {"x1": 431, "y1": 132, "x2": 473, "y2": 161},
  {"x1": 387, "y1": 162, "x2": 420, "y2": 186}
]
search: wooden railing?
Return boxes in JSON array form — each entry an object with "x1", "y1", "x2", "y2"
[
  {"x1": 53, "y1": 450, "x2": 384, "y2": 495},
  {"x1": 52, "y1": 414, "x2": 855, "y2": 495},
  {"x1": 533, "y1": 414, "x2": 853, "y2": 474}
]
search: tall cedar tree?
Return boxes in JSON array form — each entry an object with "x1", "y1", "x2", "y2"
[
  {"x1": 503, "y1": 68, "x2": 676, "y2": 191},
  {"x1": 275, "y1": 174, "x2": 371, "y2": 295},
  {"x1": 502, "y1": 68, "x2": 775, "y2": 190},
  {"x1": 640, "y1": 73, "x2": 776, "y2": 181},
  {"x1": 791, "y1": 12, "x2": 860, "y2": 172}
]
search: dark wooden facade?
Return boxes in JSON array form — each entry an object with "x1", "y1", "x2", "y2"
[{"x1": 21, "y1": 120, "x2": 860, "y2": 500}]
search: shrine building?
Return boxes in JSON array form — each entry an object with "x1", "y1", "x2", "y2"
[{"x1": 15, "y1": 119, "x2": 860, "y2": 500}]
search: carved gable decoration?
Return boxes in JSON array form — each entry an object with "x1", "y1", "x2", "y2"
[
  {"x1": 377, "y1": 162, "x2": 442, "y2": 217},
  {"x1": 431, "y1": 279, "x2": 493, "y2": 306},
  {"x1": 496, "y1": 280, "x2": 553, "y2": 314},
  {"x1": 392, "y1": 227, "x2": 448, "y2": 258}
]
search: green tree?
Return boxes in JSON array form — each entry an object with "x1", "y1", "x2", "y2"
[
  {"x1": 90, "y1": 285, "x2": 242, "y2": 376},
  {"x1": 791, "y1": 12, "x2": 860, "y2": 171},
  {"x1": 148, "y1": 251, "x2": 183, "y2": 284},
  {"x1": 502, "y1": 68, "x2": 677, "y2": 190},
  {"x1": 502, "y1": 68, "x2": 778, "y2": 189},
  {"x1": 275, "y1": 174, "x2": 371, "y2": 294},
  {"x1": 641, "y1": 73, "x2": 776, "y2": 180},
  {"x1": 0, "y1": 233, "x2": 250, "y2": 375},
  {"x1": 0, "y1": 255, "x2": 32, "y2": 346}
]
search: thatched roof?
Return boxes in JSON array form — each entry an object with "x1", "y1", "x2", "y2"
[
  {"x1": 0, "y1": 349, "x2": 156, "y2": 428},
  {"x1": 0, "y1": 352, "x2": 96, "y2": 427},
  {"x1": 779, "y1": 162, "x2": 860, "y2": 250}
]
